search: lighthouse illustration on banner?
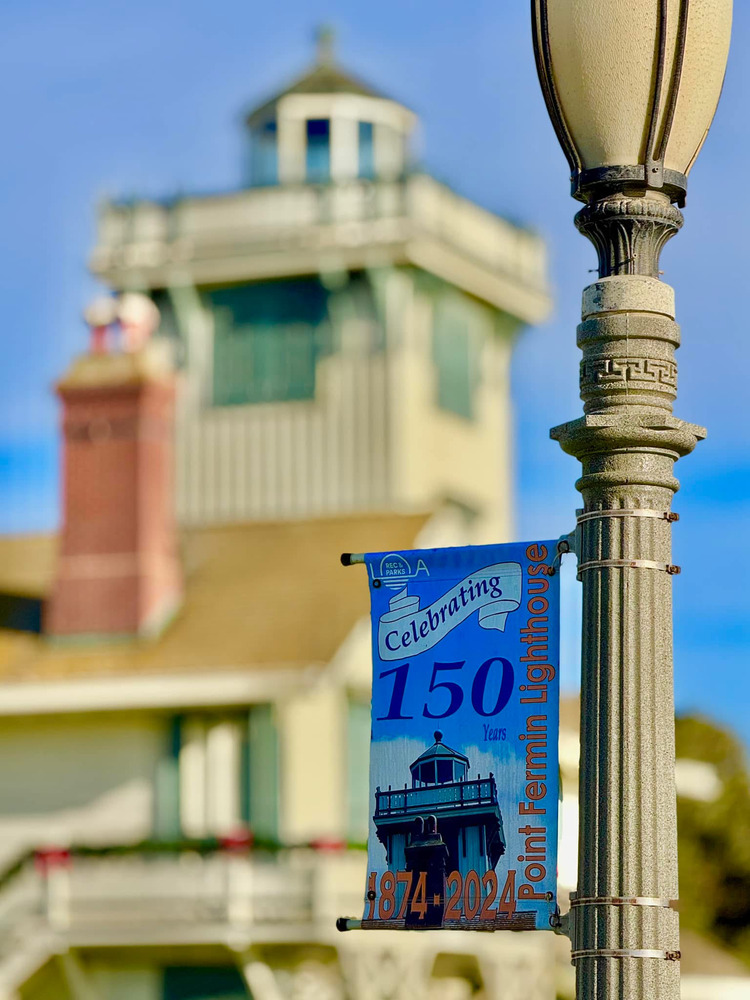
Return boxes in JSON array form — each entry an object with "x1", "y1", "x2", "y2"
[
  {"x1": 373, "y1": 732, "x2": 506, "y2": 928},
  {"x1": 358, "y1": 540, "x2": 561, "y2": 933}
]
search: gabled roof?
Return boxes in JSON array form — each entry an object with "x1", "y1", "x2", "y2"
[{"x1": 0, "y1": 512, "x2": 429, "y2": 685}]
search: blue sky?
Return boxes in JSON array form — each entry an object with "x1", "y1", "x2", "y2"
[{"x1": 0, "y1": 2, "x2": 747, "y2": 742}]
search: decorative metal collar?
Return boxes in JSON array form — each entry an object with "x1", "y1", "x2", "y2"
[{"x1": 531, "y1": 0, "x2": 691, "y2": 206}]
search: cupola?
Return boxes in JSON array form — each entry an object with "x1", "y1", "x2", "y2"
[
  {"x1": 244, "y1": 27, "x2": 417, "y2": 187},
  {"x1": 409, "y1": 732, "x2": 469, "y2": 788}
]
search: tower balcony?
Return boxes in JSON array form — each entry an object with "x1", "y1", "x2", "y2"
[
  {"x1": 373, "y1": 775, "x2": 506, "y2": 873},
  {"x1": 0, "y1": 844, "x2": 366, "y2": 995},
  {"x1": 374, "y1": 775, "x2": 498, "y2": 822},
  {"x1": 90, "y1": 175, "x2": 551, "y2": 325}
]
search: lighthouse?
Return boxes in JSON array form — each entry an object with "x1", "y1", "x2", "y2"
[{"x1": 373, "y1": 732, "x2": 506, "y2": 888}]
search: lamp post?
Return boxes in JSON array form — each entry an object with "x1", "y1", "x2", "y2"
[{"x1": 530, "y1": 3, "x2": 732, "y2": 999}]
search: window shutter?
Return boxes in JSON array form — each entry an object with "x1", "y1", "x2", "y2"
[
  {"x1": 153, "y1": 716, "x2": 182, "y2": 840},
  {"x1": 432, "y1": 302, "x2": 478, "y2": 420},
  {"x1": 247, "y1": 704, "x2": 279, "y2": 843}
]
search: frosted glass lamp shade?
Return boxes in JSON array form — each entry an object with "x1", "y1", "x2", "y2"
[{"x1": 532, "y1": 0, "x2": 732, "y2": 203}]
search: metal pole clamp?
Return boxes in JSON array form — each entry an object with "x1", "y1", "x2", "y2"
[{"x1": 571, "y1": 949, "x2": 681, "y2": 962}]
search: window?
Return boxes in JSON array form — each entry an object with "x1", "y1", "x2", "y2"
[
  {"x1": 155, "y1": 707, "x2": 278, "y2": 841},
  {"x1": 209, "y1": 280, "x2": 330, "y2": 407},
  {"x1": 432, "y1": 303, "x2": 479, "y2": 420},
  {"x1": 179, "y1": 715, "x2": 244, "y2": 838},
  {"x1": 306, "y1": 118, "x2": 330, "y2": 183},
  {"x1": 437, "y1": 759, "x2": 453, "y2": 784},
  {"x1": 213, "y1": 321, "x2": 317, "y2": 406},
  {"x1": 420, "y1": 761, "x2": 436, "y2": 785},
  {"x1": 250, "y1": 119, "x2": 278, "y2": 187},
  {"x1": 163, "y1": 966, "x2": 248, "y2": 1000},
  {"x1": 153, "y1": 716, "x2": 182, "y2": 840},
  {"x1": 358, "y1": 121, "x2": 375, "y2": 179}
]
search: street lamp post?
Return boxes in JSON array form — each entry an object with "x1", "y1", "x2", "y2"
[{"x1": 530, "y1": 3, "x2": 732, "y2": 999}]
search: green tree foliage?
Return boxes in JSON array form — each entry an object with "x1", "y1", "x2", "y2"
[{"x1": 676, "y1": 715, "x2": 750, "y2": 964}]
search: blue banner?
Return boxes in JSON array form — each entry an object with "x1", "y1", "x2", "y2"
[{"x1": 361, "y1": 541, "x2": 560, "y2": 931}]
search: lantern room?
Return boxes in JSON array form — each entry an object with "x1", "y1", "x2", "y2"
[
  {"x1": 410, "y1": 731, "x2": 469, "y2": 788},
  {"x1": 244, "y1": 27, "x2": 416, "y2": 187}
]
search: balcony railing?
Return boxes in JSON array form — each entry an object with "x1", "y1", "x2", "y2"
[
  {"x1": 89, "y1": 175, "x2": 550, "y2": 317},
  {"x1": 374, "y1": 776, "x2": 498, "y2": 820},
  {"x1": 0, "y1": 842, "x2": 366, "y2": 962}
]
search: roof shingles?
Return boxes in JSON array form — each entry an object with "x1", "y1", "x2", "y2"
[{"x1": 0, "y1": 513, "x2": 428, "y2": 683}]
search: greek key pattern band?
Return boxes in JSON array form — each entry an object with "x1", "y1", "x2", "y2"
[{"x1": 580, "y1": 357, "x2": 677, "y2": 390}]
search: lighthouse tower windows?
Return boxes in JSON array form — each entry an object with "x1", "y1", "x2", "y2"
[
  {"x1": 250, "y1": 119, "x2": 279, "y2": 187},
  {"x1": 437, "y1": 759, "x2": 453, "y2": 783},
  {"x1": 306, "y1": 119, "x2": 331, "y2": 183}
]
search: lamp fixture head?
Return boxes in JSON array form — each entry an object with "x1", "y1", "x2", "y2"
[{"x1": 532, "y1": 0, "x2": 732, "y2": 206}]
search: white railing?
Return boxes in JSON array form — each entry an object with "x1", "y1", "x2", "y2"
[
  {"x1": 0, "y1": 850, "x2": 364, "y2": 948},
  {"x1": 375, "y1": 777, "x2": 498, "y2": 818},
  {"x1": 0, "y1": 850, "x2": 365, "y2": 997},
  {"x1": 59, "y1": 855, "x2": 304, "y2": 929},
  {"x1": 175, "y1": 353, "x2": 391, "y2": 526},
  {"x1": 91, "y1": 176, "x2": 547, "y2": 295}
]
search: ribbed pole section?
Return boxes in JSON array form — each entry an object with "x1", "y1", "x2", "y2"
[{"x1": 552, "y1": 242, "x2": 705, "y2": 997}]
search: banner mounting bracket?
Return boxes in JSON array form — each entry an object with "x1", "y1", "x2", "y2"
[
  {"x1": 547, "y1": 524, "x2": 580, "y2": 575},
  {"x1": 341, "y1": 553, "x2": 365, "y2": 567}
]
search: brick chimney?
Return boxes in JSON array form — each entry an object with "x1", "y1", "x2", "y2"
[{"x1": 47, "y1": 338, "x2": 182, "y2": 638}]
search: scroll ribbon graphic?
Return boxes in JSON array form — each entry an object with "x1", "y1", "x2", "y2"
[{"x1": 377, "y1": 562, "x2": 522, "y2": 660}]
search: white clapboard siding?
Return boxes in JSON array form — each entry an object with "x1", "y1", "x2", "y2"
[{"x1": 175, "y1": 353, "x2": 390, "y2": 526}]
